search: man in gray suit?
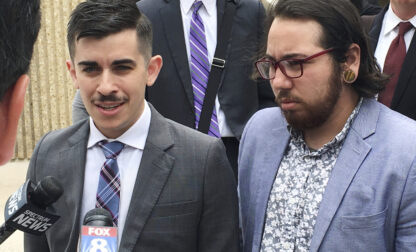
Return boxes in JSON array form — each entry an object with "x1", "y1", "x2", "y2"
[
  {"x1": 239, "y1": 0, "x2": 416, "y2": 251},
  {"x1": 24, "y1": 0, "x2": 239, "y2": 251},
  {"x1": 0, "y1": 0, "x2": 40, "y2": 165},
  {"x1": 73, "y1": 0, "x2": 276, "y2": 178}
]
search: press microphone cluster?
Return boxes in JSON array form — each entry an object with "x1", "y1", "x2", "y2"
[
  {"x1": 79, "y1": 208, "x2": 118, "y2": 252},
  {"x1": 0, "y1": 176, "x2": 63, "y2": 245}
]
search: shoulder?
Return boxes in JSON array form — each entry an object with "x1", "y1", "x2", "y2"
[
  {"x1": 34, "y1": 119, "x2": 89, "y2": 152},
  {"x1": 244, "y1": 107, "x2": 285, "y2": 134},
  {"x1": 136, "y1": 0, "x2": 166, "y2": 16},
  {"x1": 377, "y1": 103, "x2": 416, "y2": 142},
  {"x1": 165, "y1": 118, "x2": 222, "y2": 150}
]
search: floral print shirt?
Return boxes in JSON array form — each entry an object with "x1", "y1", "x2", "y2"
[{"x1": 260, "y1": 98, "x2": 363, "y2": 252}]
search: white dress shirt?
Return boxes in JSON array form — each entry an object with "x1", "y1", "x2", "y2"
[
  {"x1": 80, "y1": 101, "x2": 151, "y2": 245},
  {"x1": 374, "y1": 5, "x2": 416, "y2": 71},
  {"x1": 180, "y1": 0, "x2": 234, "y2": 137}
]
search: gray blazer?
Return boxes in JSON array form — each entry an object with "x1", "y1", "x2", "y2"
[
  {"x1": 24, "y1": 104, "x2": 239, "y2": 252},
  {"x1": 238, "y1": 98, "x2": 416, "y2": 251}
]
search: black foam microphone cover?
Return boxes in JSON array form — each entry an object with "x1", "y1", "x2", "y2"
[
  {"x1": 30, "y1": 176, "x2": 64, "y2": 208},
  {"x1": 83, "y1": 208, "x2": 113, "y2": 227}
]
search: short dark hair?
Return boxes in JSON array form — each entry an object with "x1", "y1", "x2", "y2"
[
  {"x1": 0, "y1": 0, "x2": 41, "y2": 101},
  {"x1": 67, "y1": 0, "x2": 152, "y2": 62},
  {"x1": 267, "y1": 0, "x2": 387, "y2": 98}
]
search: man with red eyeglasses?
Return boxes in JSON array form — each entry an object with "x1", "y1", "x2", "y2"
[{"x1": 238, "y1": 0, "x2": 416, "y2": 251}]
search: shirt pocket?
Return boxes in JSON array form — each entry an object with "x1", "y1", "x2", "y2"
[{"x1": 341, "y1": 205, "x2": 388, "y2": 230}]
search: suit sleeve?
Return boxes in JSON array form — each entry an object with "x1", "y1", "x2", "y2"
[
  {"x1": 395, "y1": 157, "x2": 416, "y2": 251},
  {"x1": 24, "y1": 135, "x2": 51, "y2": 252},
  {"x1": 255, "y1": 0, "x2": 276, "y2": 109},
  {"x1": 198, "y1": 139, "x2": 240, "y2": 252}
]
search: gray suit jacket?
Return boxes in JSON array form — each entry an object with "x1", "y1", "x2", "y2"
[
  {"x1": 238, "y1": 98, "x2": 416, "y2": 251},
  {"x1": 136, "y1": 0, "x2": 275, "y2": 138},
  {"x1": 24, "y1": 104, "x2": 239, "y2": 252}
]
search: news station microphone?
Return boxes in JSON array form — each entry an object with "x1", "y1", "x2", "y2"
[
  {"x1": 0, "y1": 176, "x2": 63, "y2": 244},
  {"x1": 79, "y1": 208, "x2": 118, "y2": 252}
]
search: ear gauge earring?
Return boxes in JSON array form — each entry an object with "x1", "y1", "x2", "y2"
[{"x1": 343, "y1": 69, "x2": 356, "y2": 84}]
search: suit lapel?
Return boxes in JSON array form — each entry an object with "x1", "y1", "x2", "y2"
[
  {"x1": 119, "y1": 105, "x2": 175, "y2": 251},
  {"x1": 368, "y1": 5, "x2": 387, "y2": 53},
  {"x1": 252, "y1": 125, "x2": 290, "y2": 250},
  {"x1": 159, "y1": 0, "x2": 194, "y2": 108},
  {"x1": 216, "y1": 0, "x2": 225, "y2": 32},
  {"x1": 391, "y1": 31, "x2": 416, "y2": 108},
  {"x1": 57, "y1": 120, "x2": 89, "y2": 252},
  {"x1": 309, "y1": 99, "x2": 378, "y2": 251}
]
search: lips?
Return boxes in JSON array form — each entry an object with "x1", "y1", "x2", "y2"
[{"x1": 97, "y1": 103, "x2": 123, "y2": 110}]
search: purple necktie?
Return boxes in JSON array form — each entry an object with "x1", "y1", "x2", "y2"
[
  {"x1": 190, "y1": 1, "x2": 220, "y2": 137},
  {"x1": 96, "y1": 140, "x2": 124, "y2": 226},
  {"x1": 379, "y1": 22, "x2": 413, "y2": 106}
]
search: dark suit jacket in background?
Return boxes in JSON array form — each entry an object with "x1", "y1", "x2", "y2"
[
  {"x1": 137, "y1": 0, "x2": 275, "y2": 139},
  {"x1": 368, "y1": 4, "x2": 416, "y2": 120},
  {"x1": 24, "y1": 105, "x2": 239, "y2": 252}
]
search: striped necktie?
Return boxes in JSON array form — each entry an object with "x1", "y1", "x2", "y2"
[
  {"x1": 190, "y1": 0, "x2": 220, "y2": 137},
  {"x1": 96, "y1": 140, "x2": 124, "y2": 226}
]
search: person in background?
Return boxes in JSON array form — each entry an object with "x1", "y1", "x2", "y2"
[
  {"x1": 368, "y1": 0, "x2": 416, "y2": 120},
  {"x1": 24, "y1": 0, "x2": 239, "y2": 251},
  {"x1": 0, "y1": 0, "x2": 41, "y2": 165},
  {"x1": 239, "y1": 0, "x2": 416, "y2": 251}
]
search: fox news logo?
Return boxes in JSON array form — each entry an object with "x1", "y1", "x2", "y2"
[{"x1": 80, "y1": 226, "x2": 118, "y2": 252}]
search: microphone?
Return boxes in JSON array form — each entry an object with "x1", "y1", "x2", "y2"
[
  {"x1": 0, "y1": 176, "x2": 63, "y2": 244},
  {"x1": 79, "y1": 208, "x2": 118, "y2": 252}
]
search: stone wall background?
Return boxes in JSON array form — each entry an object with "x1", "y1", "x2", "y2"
[{"x1": 13, "y1": 0, "x2": 83, "y2": 160}]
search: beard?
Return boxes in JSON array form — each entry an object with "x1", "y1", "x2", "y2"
[{"x1": 276, "y1": 67, "x2": 342, "y2": 130}]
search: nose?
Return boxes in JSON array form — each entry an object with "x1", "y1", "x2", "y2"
[
  {"x1": 97, "y1": 70, "x2": 118, "y2": 95},
  {"x1": 270, "y1": 67, "x2": 293, "y2": 92}
]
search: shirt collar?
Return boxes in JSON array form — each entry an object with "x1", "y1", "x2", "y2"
[
  {"x1": 383, "y1": 4, "x2": 416, "y2": 36},
  {"x1": 88, "y1": 101, "x2": 151, "y2": 150},
  {"x1": 288, "y1": 98, "x2": 363, "y2": 155},
  {"x1": 181, "y1": 0, "x2": 216, "y2": 17}
]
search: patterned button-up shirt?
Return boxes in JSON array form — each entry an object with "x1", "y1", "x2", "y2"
[{"x1": 260, "y1": 98, "x2": 363, "y2": 252}]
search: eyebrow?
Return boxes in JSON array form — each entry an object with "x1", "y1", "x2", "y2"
[
  {"x1": 78, "y1": 61, "x2": 98, "y2": 67},
  {"x1": 77, "y1": 59, "x2": 137, "y2": 67},
  {"x1": 112, "y1": 59, "x2": 136, "y2": 67},
  {"x1": 264, "y1": 53, "x2": 309, "y2": 61}
]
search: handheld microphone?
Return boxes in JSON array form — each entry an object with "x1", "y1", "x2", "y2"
[
  {"x1": 0, "y1": 176, "x2": 63, "y2": 244},
  {"x1": 79, "y1": 208, "x2": 118, "y2": 252}
]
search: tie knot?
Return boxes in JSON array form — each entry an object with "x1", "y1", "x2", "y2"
[
  {"x1": 99, "y1": 140, "x2": 124, "y2": 159},
  {"x1": 193, "y1": 1, "x2": 203, "y2": 13},
  {"x1": 398, "y1": 22, "x2": 413, "y2": 36}
]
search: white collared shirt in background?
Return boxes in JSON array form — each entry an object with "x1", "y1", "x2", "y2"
[
  {"x1": 180, "y1": 0, "x2": 234, "y2": 137},
  {"x1": 374, "y1": 4, "x2": 416, "y2": 71},
  {"x1": 80, "y1": 101, "x2": 151, "y2": 245}
]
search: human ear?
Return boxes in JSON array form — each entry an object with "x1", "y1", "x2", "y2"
[
  {"x1": 146, "y1": 55, "x2": 163, "y2": 87},
  {"x1": 0, "y1": 75, "x2": 29, "y2": 165},
  {"x1": 66, "y1": 60, "x2": 79, "y2": 89}
]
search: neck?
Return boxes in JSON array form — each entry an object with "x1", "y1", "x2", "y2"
[
  {"x1": 303, "y1": 88, "x2": 359, "y2": 150},
  {"x1": 391, "y1": 2, "x2": 416, "y2": 20}
]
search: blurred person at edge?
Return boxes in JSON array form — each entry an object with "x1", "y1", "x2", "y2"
[
  {"x1": 0, "y1": 0, "x2": 41, "y2": 165},
  {"x1": 239, "y1": 0, "x2": 416, "y2": 251}
]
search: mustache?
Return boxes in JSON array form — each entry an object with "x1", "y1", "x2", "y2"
[
  {"x1": 93, "y1": 94, "x2": 126, "y2": 103},
  {"x1": 275, "y1": 90, "x2": 302, "y2": 104}
]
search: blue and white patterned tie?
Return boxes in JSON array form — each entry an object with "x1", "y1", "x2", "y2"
[
  {"x1": 96, "y1": 140, "x2": 124, "y2": 226},
  {"x1": 190, "y1": 0, "x2": 220, "y2": 137}
]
